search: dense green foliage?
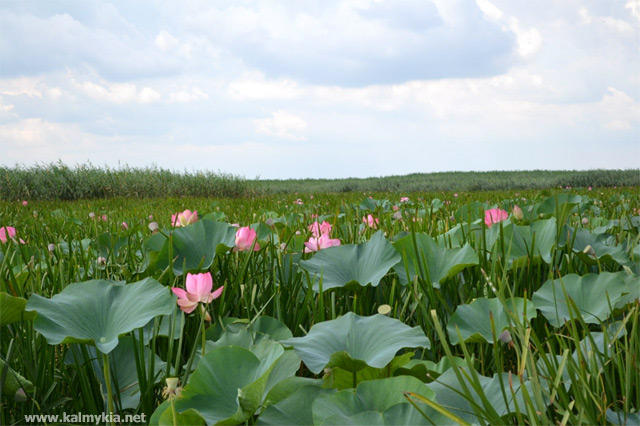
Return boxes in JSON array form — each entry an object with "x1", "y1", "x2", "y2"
[
  {"x1": 0, "y1": 163, "x2": 248, "y2": 200},
  {"x1": 1, "y1": 187, "x2": 639, "y2": 425},
  {"x1": 1, "y1": 163, "x2": 638, "y2": 200}
]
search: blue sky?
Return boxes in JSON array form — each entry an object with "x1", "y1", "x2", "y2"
[{"x1": 0, "y1": 0, "x2": 638, "y2": 178}]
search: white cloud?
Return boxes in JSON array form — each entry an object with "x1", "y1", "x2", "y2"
[
  {"x1": 77, "y1": 80, "x2": 161, "y2": 104},
  {"x1": 168, "y1": 87, "x2": 208, "y2": 103},
  {"x1": 254, "y1": 110, "x2": 307, "y2": 141},
  {"x1": 626, "y1": 0, "x2": 640, "y2": 23},
  {"x1": 155, "y1": 30, "x2": 179, "y2": 51},
  {"x1": 475, "y1": 0, "x2": 503, "y2": 21},
  {"x1": 228, "y1": 74, "x2": 301, "y2": 101}
]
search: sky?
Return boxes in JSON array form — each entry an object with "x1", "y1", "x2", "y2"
[{"x1": 0, "y1": 0, "x2": 638, "y2": 179}]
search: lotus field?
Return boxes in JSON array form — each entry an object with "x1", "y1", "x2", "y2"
[{"x1": 1, "y1": 189, "x2": 640, "y2": 425}]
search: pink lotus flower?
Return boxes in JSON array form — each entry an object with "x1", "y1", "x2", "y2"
[
  {"x1": 400, "y1": 197, "x2": 409, "y2": 202},
  {"x1": 101, "y1": 214, "x2": 108, "y2": 222},
  {"x1": 294, "y1": 199, "x2": 304, "y2": 205},
  {"x1": 363, "y1": 214, "x2": 379, "y2": 229},
  {"x1": 484, "y1": 208, "x2": 509, "y2": 227},
  {"x1": 304, "y1": 234, "x2": 341, "y2": 253},
  {"x1": 392, "y1": 205, "x2": 399, "y2": 211},
  {"x1": 0, "y1": 226, "x2": 17, "y2": 244},
  {"x1": 121, "y1": 222, "x2": 129, "y2": 230},
  {"x1": 171, "y1": 209, "x2": 198, "y2": 227},
  {"x1": 172, "y1": 272, "x2": 223, "y2": 314},
  {"x1": 235, "y1": 226, "x2": 260, "y2": 251},
  {"x1": 454, "y1": 193, "x2": 458, "y2": 198},
  {"x1": 308, "y1": 221, "x2": 332, "y2": 237},
  {"x1": 22, "y1": 200, "x2": 28, "y2": 206}
]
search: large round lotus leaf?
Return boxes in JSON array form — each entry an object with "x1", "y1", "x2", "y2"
[
  {"x1": 174, "y1": 345, "x2": 291, "y2": 425},
  {"x1": 560, "y1": 227, "x2": 630, "y2": 266},
  {"x1": 606, "y1": 409, "x2": 640, "y2": 426},
  {"x1": 532, "y1": 272, "x2": 638, "y2": 327},
  {"x1": 0, "y1": 292, "x2": 35, "y2": 325},
  {"x1": 206, "y1": 316, "x2": 293, "y2": 344},
  {"x1": 393, "y1": 233, "x2": 478, "y2": 287},
  {"x1": 25, "y1": 278, "x2": 175, "y2": 354},
  {"x1": 258, "y1": 380, "x2": 332, "y2": 426},
  {"x1": 66, "y1": 336, "x2": 166, "y2": 410},
  {"x1": 281, "y1": 312, "x2": 430, "y2": 374},
  {"x1": 149, "y1": 400, "x2": 205, "y2": 426},
  {"x1": 496, "y1": 218, "x2": 556, "y2": 268},
  {"x1": 312, "y1": 376, "x2": 434, "y2": 425},
  {"x1": 394, "y1": 356, "x2": 467, "y2": 382},
  {"x1": 323, "y1": 352, "x2": 414, "y2": 390},
  {"x1": 447, "y1": 297, "x2": 537, "y2": 344},
  {"x1": 425, "y1": 367, "x2": 532, "y2": 424},
  {"x1": 299, "y1": 231, "x2": 400, "y2": 291},
  {"x1": 148, "y1": 219, "x2": 236, "y2": 275},
  {"x1": 535, "y1": 194, "x2": 582, "y2": 216}
]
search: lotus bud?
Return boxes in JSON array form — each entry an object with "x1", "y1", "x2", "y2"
[
  {"x1": 148, "y1": 221, "x2": 159, "y2": 233},
  {"x1": 512, "y1": 205, "x2": 524, "y2": 220},
  {"x1": 22, "y1": 200, "x2": 28, "y2": 206},
  {"x1": 121, "y1": 222, "x2": 128, "y2": 230},
  {"x1": 581, "y1": 217, "x2": 588, "y2": 225},
  {"x1": 89, "y1": 212, "x2": 95, "y2": 219},
  {"x1": 582, "y1": 245, "x2": 596, "y2": 257},
  {"x1": 14, "y1": 388, "x2": 27, "y2": 402},
  {"x1": 499, "y1": 330, "x2": 512, "y2": 344}
]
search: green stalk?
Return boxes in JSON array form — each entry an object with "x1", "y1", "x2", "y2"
[{"x1": 101, "y1": 353, "x2": 115, "y2": 426}]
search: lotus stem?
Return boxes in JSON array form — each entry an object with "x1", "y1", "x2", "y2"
[{"x1": 102, "y1": 352, "x2": 115, "y2": 426}]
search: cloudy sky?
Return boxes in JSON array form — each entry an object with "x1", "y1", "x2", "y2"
[{"x1": 0, "y1": 0, "x2": 638, "y2": 178}]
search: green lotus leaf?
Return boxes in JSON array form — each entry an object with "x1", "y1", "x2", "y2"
[
  {"x1": 0, "y1": 357, "x2": 34, "y2": 398},
  {"x1": 25, "y1": 278, "x2": 175, "y2": 354},
  {"x1": 66, "y1": 336, "x2": 165, "y2": 410},
  {"x1": 447, "y1": 297, "x2": 537, "y2": 344},
  {"x1": 0, "y1": 292, "x2": 35, "y2": 325},
  {"x1": 393, "y1": 233, "x2": 478, "y2": 287},
  {"x1": 497, "y1": 218, "x2": 556, "y2": 268},
  {"x1": 174, "y1": 345, "x2": 295, "y2": 424},
  {"x1": 312, "y1": 376, "x2": 434, "y2": 425},
  {"x1": 394, "y1": 356, "x2": 467, "y2": 382},
  {"x1": 282, "y1": 312, "x2": 430, "y2": 374},
  {"x1": 425, "y1": 367, "x2": 532, "y2": 424},
  {"x1": 147, "y1": 219, "x2": 236, "y2": 275},
  {"x1": 299, "y1": 231, "x2": 400, "y2": 291},
  {"x1": 535, "y1": 194, "x2": 582, "y2": 217},
  {"x1": 149, "y1": 400, "x2": 205, "y2": 426},
  {"x1": 323, "y1": 352, "x2": 415, "y2": 390},
  {"x1": 258, "y1": 380, "x2": 332, "y2": 426},
  {"x1": 562, "y1": 227, "x2": 630, "y2": 266},
  {"x1": 532, "y1": 272, "x2": 639, "y2": 327},
  {"x1": 606, "y1": 409, "x2": 640, "y2": 426}
]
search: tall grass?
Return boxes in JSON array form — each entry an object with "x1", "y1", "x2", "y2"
[
  {"x1": 1, "y1": 163, "x2": 638, "y2": 200},
  {"x1": 0, "y1": 163, "x2": 247, "y2": 200}
]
